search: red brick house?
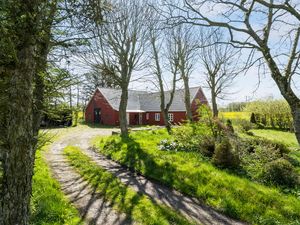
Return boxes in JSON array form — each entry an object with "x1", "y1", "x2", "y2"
[{"x1": 85, "y1": 87, "x2": 208, "y2": 126}]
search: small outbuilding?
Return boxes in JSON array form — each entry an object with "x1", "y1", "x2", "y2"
[{"x1": 85, "y1": 87, "x2": 208, "y2": 126}]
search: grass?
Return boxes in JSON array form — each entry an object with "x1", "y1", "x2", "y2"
[
  {"x1": 30, "y1": 146, "x2": 82, "y2": 225},
  {"x1": 93, "y1": 129, "x2": 300, "y2": 225},
  {"x1": 64, "y1": 146, "x2": 195, "y2": 225},
  {"x1": 251, "y1": 129, "x2": 299, "y2": 148}
]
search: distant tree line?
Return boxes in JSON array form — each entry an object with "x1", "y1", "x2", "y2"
[
  {"x1": 245, "y1": 100, "x2": 293, "y2": 131},
  {"x1": 220, "y1": 102, "x2": 247, "y2": 112}
]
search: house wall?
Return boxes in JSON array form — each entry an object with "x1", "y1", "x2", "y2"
[
  {"x1": 191, "y1": 87, "x2": 209, "y2": 120},
  {"x1": 85, "y1": 89, "x2": 117, "y2": 125},
  {"x1": 145, "y1": 111, "x2": 187, "y2": 125}
]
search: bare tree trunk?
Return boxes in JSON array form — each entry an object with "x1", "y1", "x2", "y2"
[
  {"x1": 162, "y1": 110, "x2": 171, "y2": 133},
  {"x1": 291, "y1": 103, "x2": 300, "y2": 145},
  {"x1": 211, "y1": 90, "x2": 218, "y2": 118},
  {"x1": 183, "y1": 77, "x2": 192, "y2": 121},
  {"x1": 1, "y1": 46, "x2": 36, "y2": 225},
  {"x1": 119, "y1": 86, "x2": 128, "y2": 136}
]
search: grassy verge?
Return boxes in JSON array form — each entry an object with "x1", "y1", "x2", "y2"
[
  {"x1": 94, "y1": 130, "x2": 300, "y2": 225},
  {"x1": 64, "y1": 146, "x2": 195, "y2": 225},
  {"x1": 251, "y1": 129, "x2": 299, "y2": 148},
  {"x1": 30, "y1": 146, "x2": 82, "y2": 225}
]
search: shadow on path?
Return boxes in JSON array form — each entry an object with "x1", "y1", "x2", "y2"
[
  {"x1": 84, "y1": 136, "x2": 247, "y2": 225},
  {"x1": 47, "y1": 141, "x2": 131, "y2": 225}
]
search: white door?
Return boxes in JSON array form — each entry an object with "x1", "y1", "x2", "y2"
[{"x1": 139, "y1": 113, "x2": 143, "y2": 125}]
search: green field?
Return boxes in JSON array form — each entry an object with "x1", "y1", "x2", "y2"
[{"x1": 93, "y1": 130, "x2": 300, "y2": 225}]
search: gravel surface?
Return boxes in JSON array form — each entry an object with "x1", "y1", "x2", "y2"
[{"x1": 46, "y1": 128, "x2": 131, "y2": 225}]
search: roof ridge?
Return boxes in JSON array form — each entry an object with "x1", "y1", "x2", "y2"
[{"x1": 98, "y1": 86, "x2": 201, "y2": 94}]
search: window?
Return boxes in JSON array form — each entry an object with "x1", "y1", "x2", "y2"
[
  {"x1": 155, "y1": 113, "x2": 160, "y2": 121},
  {"x1": 168, "y1": 113, "x2": 174, "y2": 122},
  {"x1": 146, "y1": 113, "x2": 149, "y2": 120}
]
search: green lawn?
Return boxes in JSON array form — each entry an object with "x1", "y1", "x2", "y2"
[
  {"x1": 30, "y1": 143, "x2": 82, "y2": 224},
  {"x1": 64, "y1": 146, "x2": 195, "y2": 225},
  {"x1": 251, "y1": 129, "x2": 299, "y2": 148},
  {"x1": 93, "y1": 130, "x2": 300, "y2": 225}
]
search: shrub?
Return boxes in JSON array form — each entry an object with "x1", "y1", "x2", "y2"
[
  {"x1": 263, "y1": 158, "x2": 299, "y2": 187},
  {"x1": 199, "y1": 135, "x2": 215, "y2": 157},
  {"x1": 212, "y1": 139, "x2": 239, "y2": 168},
  {"x1": 242, "y1": 137, "x2": 289, "y2": 156},
  {"x1": 239, "y1": 144, "x2": 282, "y2": 181},
  {"x1": 173, "y1": 122, "x2": 210, "y2": 151},
  {"x1": 158, "y1": 139, "x2": 181, "y2": 152},
  {"x1": 250, "y1": 112, "x2": 256, "y2": 124},
  {"x1": 237, "y1": 119, "x2": 253, "y2": 132},
  {"x1": 226, "y1": 119, "x2": 234, "y2": 134}
]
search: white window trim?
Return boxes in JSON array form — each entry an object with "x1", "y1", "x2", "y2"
[
  {"x1": 168, "y1": 113, "x2": 174, "y2": 122},
  {"x1": 155, "y1": 113, "x2": 160, "y2": 121},
  {"x1": 146, "y1": 113, "x2": 149, "y2": 120}
]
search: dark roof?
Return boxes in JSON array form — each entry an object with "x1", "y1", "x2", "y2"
[{"x1": 97, "y1": 87, "x2": 206, "y2": 112}]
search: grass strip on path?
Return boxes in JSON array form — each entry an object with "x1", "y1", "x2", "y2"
[
  {"x1": 31, "y1": 147, "x2": 82, "y2": 225},
  {"x1": 63, "y1": 146, "x2": 196, "y2": 225},
  {"x1": 94, "y1": 130, "x2": 300, "y2": 225}
]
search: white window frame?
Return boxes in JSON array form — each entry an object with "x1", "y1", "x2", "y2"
[
  {"x1": 155, "y1": 113, "x2": 160, "y2": 121},
  {"x1": 168, "y1": 113, "x2": 174, "y2": 122},
  {"x1": 146, "y1": 113, "x2": 149, "y2": 120}
]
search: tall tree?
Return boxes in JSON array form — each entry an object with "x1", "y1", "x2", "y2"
[
  {"x1": 79, "y1": 0, "x2": 149, "y2": 136},
  {"x1": 82, "y1": 64, "x2": 119, "y2": 96},
  {"x1": 148, "y1": 9, "x2": 179, "y2": 133},
  {"x1": 172, "y1": 24, "x2": 198, "y2": 121},
  {"x1": 165, "y1": 0, "x2": 300, "y2": 144},
  {"x1": 0, "y1": 0, "x2": 58, "y2": 223},
  {"x1": 199, "y1": 29, "x2": 240, "y2": 117}
]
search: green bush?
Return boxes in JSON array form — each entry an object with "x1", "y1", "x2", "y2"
[
  {"x1": 173, "y1": 124, "x2": 198, "y2": 151},
  {"x1": 173, "y1": 122, "x2": 211, "y2": 152},
  {"x1": 263, "y1": 158, "x2": 299, "y2": 187},
  {"x1": 226, "y1": 119, "x2": 234, "y2": 133},
  {"x1": 158, "y1": 139, "x2": 182, "y2": 152},
  {"x1": 239, "y1": 144, "x2": 282, "y2": 181},
  {"x1": 199, "y1": 135, "x2": 215, "y2": 157},
  {"x1": 212, "y1": 139, "x2": 239, "y2": 168},
  {"x1": 250, "y1": 112, "x2": 256, "y2": 124},
  {"x1": 237, "y1": 119, "x2": 253, "y2": 132}
]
